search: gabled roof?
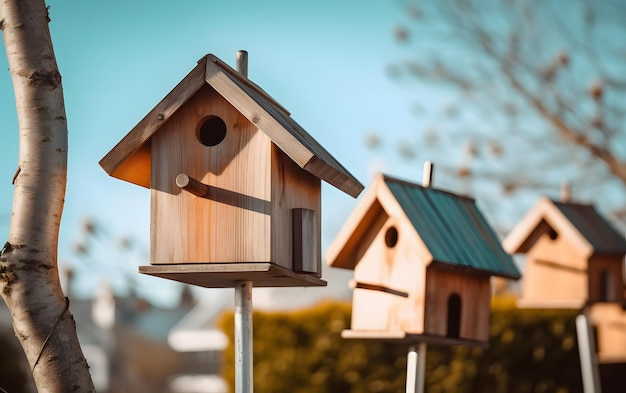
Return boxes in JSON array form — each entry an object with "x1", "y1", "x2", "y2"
[
  {"x1": 99, "y1": 54, "x2": 363, "y2": 198},
  {"x1": 503, "y1": 197, "x2": 626, "y2": 257},
  {"x1": 326, "y1": 174, "x2": 521, "y2": 279}
]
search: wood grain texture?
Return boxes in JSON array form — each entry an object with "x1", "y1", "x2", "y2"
[
  {"x1": 292, "y1": 208, "x2": 319, "y2": 274},
  {"x1": 139, "y1": 263, "x2": 326, "y2": 288},
  {"x1": 270, "y1": 146, "x2": 321, "y2": 273},
  {"x1": 350, "y1": 216, "x2": 427, "y2": 335},
  {"x1": 423, "y1": 266, "x2": 491, "y2": 342},
  {"x1": 150, "y1": 85, "x2": 272, "y2": 264}
]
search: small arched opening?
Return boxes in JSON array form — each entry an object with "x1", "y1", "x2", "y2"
[
  {"x1": 599, "y1": 269, "x2": 615, "y2": 302},
  {"x1": 446, "y1": 293, "x2": 462, "y2": 339}
]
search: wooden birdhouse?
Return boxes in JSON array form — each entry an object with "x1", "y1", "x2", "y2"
[
  {"x1": 325, "y1": 172, "x2": 520, "y2": 346},
  {"x1": 100, "y1": 53, "x2": 363, "y2": 288},
  {"x1": 503, "y1": 197, "x2": 626, "y2": 309},
  {"x1": 503, "y1": 196, "x2": 626, "y2": 363}
]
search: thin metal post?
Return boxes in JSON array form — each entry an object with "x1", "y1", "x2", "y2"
[
  {"x1": 576, "y1": 312, "x2": 601, "y2": 393},
  {"x1": 233, "y1": 50, "x2": 253, "y2": 393},
  {"x1": 406, "y1": 343, "x2": 426, "y2": 393},
  {"x1": 235, "y1": 280, "x2": 253, "y2": 393}
]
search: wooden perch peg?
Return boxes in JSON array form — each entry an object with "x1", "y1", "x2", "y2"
[{"x1": 176, "y1": 174, "x2": 209, "y2": 197}]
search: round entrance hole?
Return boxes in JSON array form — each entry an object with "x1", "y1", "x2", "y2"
[
  {"x1": 385, "y1": 226, "x2": 398, "y2": 248},
  {"x1": 548, "y1": 228, "x2": 558, "y2": 240},
  {"x1": 197, "y1": 116, "x2": 227, "y2": 147}
]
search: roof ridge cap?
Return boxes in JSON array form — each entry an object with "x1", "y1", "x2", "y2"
[{"x1": 382, "y1": 173, "x2": 475, "y2": 201}]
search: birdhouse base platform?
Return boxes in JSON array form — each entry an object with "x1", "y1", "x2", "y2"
[
  {"x1": 139, "y1": 262, "x2": 326, "y2": 288},
  {"x1": 341, "y1": 330, "x2": 488, "y2": 348}
]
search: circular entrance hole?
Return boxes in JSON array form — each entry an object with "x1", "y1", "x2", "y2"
[
  {"x1": 548, "y1": 228, "x2": 558, "y2": 240},
  {"x1": 385, "y1": 226, "x2": 398, "y2": 248},
  {"x1": 197, "y1": 116, "x2": 227, "y2": 147}
]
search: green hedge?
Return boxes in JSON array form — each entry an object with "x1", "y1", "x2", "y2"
[{"x1": 218, "y1": 297, "x2": 625, "y2": 393}]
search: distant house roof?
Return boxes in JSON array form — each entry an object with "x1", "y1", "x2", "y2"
[
  {"x1": 99, "y1": 54, "x2": 363, "y2": 198},
  {"x1": 326, "y1": 174, "x2": 521, "y2": 279},
  {"x1": 504, "y1": 197, "x2": 626, "y2": 257},
  {"x1": 168, "y1": 299, "x2": 228, "y2": 352}
]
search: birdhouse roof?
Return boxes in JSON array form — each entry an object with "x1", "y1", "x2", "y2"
[
  {"x1": 326, "y1": 174, "x2": 520, "y2": 279},
  {"x1": 503, "y1": 197, "x2": 626, "y2": 257},
  {"x1": 99, "y1": 54, "x2": 363, "y2": 198}
]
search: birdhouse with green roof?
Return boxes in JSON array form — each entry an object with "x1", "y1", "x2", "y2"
[
  {"x1": 325, "y1": 170, "x2": 520, "y2": 346},
  {"x1": 100, "y1": 53, "x2": 363, "y2": 288}
]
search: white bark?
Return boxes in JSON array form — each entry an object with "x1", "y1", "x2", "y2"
[{"x1": 0, "y1": 0, "x2": 95, "y2": 391}]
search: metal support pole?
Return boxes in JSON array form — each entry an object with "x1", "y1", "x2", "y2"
[
  {"x1": 576, "y1": 312, "x2": 601, "y2": 393},
  {"x1": 233, "y1": 50, "x2": 253, "y2": 393},
  {"x1": 235, "y1": 280, "x2": 253, "y2": 393},
  {"x1": 406, "y1": 343, "x2": 426, "y2": 393}
]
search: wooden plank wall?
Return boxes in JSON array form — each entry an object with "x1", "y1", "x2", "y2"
[{"x1": 150, "y1": 86, "x2": 272, "y2": 264}]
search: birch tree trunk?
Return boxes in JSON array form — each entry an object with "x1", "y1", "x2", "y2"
[{"x1": 0, "y1": 0, "x2": 95, "y2": 391}]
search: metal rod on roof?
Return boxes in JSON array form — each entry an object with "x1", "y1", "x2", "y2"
[
  {"x1": 422, "y1": 161, "x2": 434, "y2": 188},
  {"x1": 234, "y1": 49, "x2": 253, "y2": 393},
  {"x1": 237, "y1": 50, "x2": 248, "y2": 78},
  {"x1": 561, "y1": 181, "x2": 571, "y2": 202}
]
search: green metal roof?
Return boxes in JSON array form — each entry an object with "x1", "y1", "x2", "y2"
[{"x1": 384, "y1": 176, "x2": 520, "y2": 279}]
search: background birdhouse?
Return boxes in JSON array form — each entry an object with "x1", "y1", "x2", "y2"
[
  {"x1": 503, "y1": 195, "x2": 626, "y2": 362},
  {"x1": 100, "y1": 53, "x2": 362, "y2": 288},
  {"x1": 325, "y1": 172, "x2": 520, "y2": 346},
  {"x1": 503, "y1": 197, "x2": 626, "y2": 308}
]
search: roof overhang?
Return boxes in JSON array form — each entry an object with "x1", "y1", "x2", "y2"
[
  {"x1": 324, "y1": 173, "x2": 431, "y2": 270},
  {"x1": 100, "y1": 54, "x2": 363, "y2": 198},
  {"x1": 502, "y1": 197, "x2": 594, "y2": 258}
]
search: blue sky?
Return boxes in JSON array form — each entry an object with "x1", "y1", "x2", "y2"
[
  {"x1": 4, "y1": 1, "x2": 621, "y2": 308},
  {"x1": 1, "y1": 0, "x2": 438, "y2": 305}
]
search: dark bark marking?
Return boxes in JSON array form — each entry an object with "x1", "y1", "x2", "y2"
[
  {"x1": 12, "y1": 166, "x2": 20, "y2": 184},
  {"x1": 15, "y1": 260, "x2": 53, "y2": 271},
  {"x1": 1, "y1": 242, "x2": 14, "y2": 259},
  {"x1": 0, "y1": 243, "x2": 18, "y2": 288},
  {"x1": 17, "y1": 69, "x2": 62, "y2": 88}
]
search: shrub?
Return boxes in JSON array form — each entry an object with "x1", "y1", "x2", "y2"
[{"x1": 218, "y1": 297, "x2": 625, "y2": 392}]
